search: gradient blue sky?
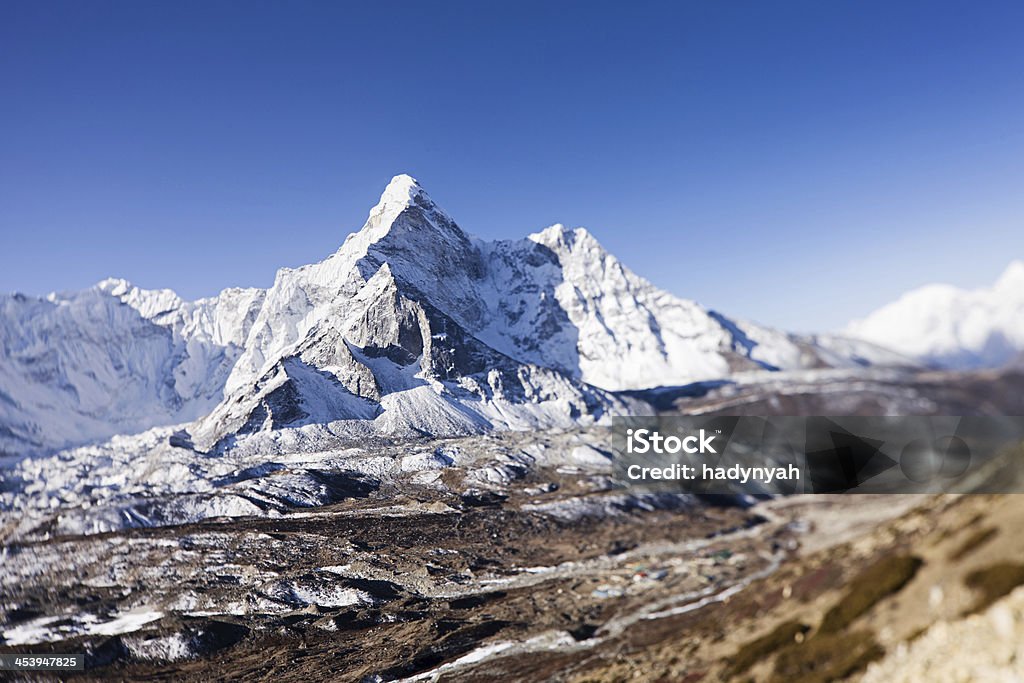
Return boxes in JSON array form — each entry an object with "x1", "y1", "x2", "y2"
[{"x1": 2, "y1": 1, "x2": 1022, "y2": 332}]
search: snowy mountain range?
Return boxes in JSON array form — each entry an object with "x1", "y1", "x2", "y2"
[
  {"x1": 847, "y1": 260, "x2": 1024, "y2": 369},
  {"x1": 1, "y1": 175, "x2": 903, "y2": 458}
]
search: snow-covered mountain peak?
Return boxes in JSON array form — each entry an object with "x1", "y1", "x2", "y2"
[
  {"x1": 383, "y1": 172, "x2": 421, "y2": 197},
  {"x1": 529, "y1": 224, "x2": 597, "y2": 251},
  {"x1": 94, "y1": 277, "x2": 133, "y2": 296},
  {"x1": 93, "y1": 278, "x2": 187, "y2": 321},
  {"x1": 370, "y1": 173, "x2": 425, "y2": 220},
  {"x1": 846, "y1": 259, "x2": 1024, "y2": 368},
  {"x1": 995, "y1": 259, "x2": 1024, "y2": 291},
  {"x1": 337, "y1": 174, "x2": 468, "y2": 267},
  {"x1": 356, "y1": 173, "x2": 458, "y2": 242},
  {"x1": 526, "y1": 224, "x2": 622, "y2": 286},
  {"x1": 0, "y1": 175, "x2": 906, "y2": 458},
  {"x1": 530, "y1": 223, "x2": 572, "y2": 244}
]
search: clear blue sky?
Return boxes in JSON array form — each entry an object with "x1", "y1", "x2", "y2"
[{"x1": 2, "y1": 1, "x2": 1022, "y2": 332}]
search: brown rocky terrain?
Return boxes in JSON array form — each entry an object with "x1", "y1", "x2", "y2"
[{"x1": 4, "y1": 369, "x2": 1024, "y2": 681}]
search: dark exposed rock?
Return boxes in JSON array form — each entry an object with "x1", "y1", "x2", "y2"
[{"x1": 461, "y1": 490, "x2": 509, "y2": 507}]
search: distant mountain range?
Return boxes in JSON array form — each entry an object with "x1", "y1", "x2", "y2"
[
  {"x1": 846, "y1": 261, "x2": 1024, "y2": 370},
  {"x1": 0, "y1": 175, "x2": 906, "y2": 458}
]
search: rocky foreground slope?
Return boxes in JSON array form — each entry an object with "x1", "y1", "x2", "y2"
[{"x1": 2, "y1": 368, "x2": 1023, "y2": 681}]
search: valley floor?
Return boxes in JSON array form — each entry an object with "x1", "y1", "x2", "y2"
[
  {"x1": 6, "y1": 366, "x2": 1024, "y2": 682},
  {"x1": 5, "y1": 464, "x2": 1024, "y2": 681}
]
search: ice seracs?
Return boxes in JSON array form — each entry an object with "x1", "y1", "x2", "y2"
[{"x1": 846, "y1": 260, "x2": 1024, "y2": 368}]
